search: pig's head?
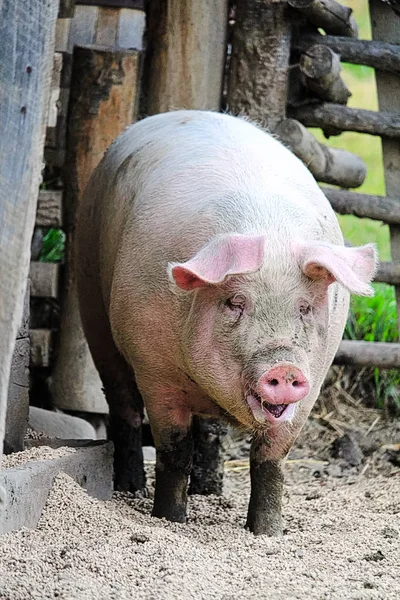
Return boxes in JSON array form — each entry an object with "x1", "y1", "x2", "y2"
[{"x1": 168, "y1": 233, "x2": 377, "y2": 429}]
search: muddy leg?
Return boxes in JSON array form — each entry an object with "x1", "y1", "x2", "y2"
[
  {"x1": 246, "y1": 436, "x2": 284, "y2": 536},
  {"x1": 152, "y1": 427, "x2": 193, "y2": 523},
  {"x1": 189, "y1": 416, "x2": 227, "y2": 496}
]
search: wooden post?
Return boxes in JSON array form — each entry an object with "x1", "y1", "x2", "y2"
[
  {"x1": 0, "y1": 0, "x2": 58, "y2": 488},
  {"x1": 50, "y1": 46, "x2": 141, "y2": 414},
  {"x1": 142, "y1": 0, "x2": 229, "y2": 495},
  {"x1": 142, "y1": 0, "x2": 228, "y2": 114},
  {"x1": 299, "y1": 45, "x2": 351, "y2": 104},
  {"x1": 288, "y1": 0, "x2": 358, "y2": 37},
  {"x1": 228, "y1": 0, "x2": 291, "y2": 128},
  {"x1": 370, "y1": 0, "x2": 400, "y2": 333}
]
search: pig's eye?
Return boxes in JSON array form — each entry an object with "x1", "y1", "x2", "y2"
[
  {"x1": 299, "y1": 301, "x2": 312, "y2": 317},
  {"x1": 225, "y1": 294, "x2": 246, "y2": 315}
]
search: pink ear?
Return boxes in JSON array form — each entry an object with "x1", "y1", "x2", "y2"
[
  {"x1": 297, "y1": 241, "x2": 378, "y2": 296},
  {"x1": 170, "y1": 234, "x2": 266, "y2": 291}
]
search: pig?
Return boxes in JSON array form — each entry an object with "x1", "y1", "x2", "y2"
[{"x1": 76, "y1": 110, "x2": 377, "y2": 535}]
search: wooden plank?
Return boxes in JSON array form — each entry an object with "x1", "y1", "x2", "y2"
[
  {"x1": 55, "y1": 18, "x2": 73, "y2": 53},
  {"x1": 370, "y1": 0, "x2": 400, "y2": 334},
  {"x1": 5, "y1": 286, "x2": 30, "y2": 454},
  {"x1": 30, "y1": 262, "x2": 60, "y2": 298},
  {"x1": 36, "y1": 190, "x2": 63, "y2": 227},
  {"x1": 76, "y1": 0, "x2": 144, "y2": 7},
  {"x1": 334, "y1": 340, "x2": 400, "y2": 369},
  {"x1": 95, "y1": 7, "x2": 119, "y2": 46},
  {"x1": 47, "y1": 52, "x2": 63, "y2": 128},
  {"x1": 228, "y1": 0, "x2": 291, "y2": 128},
  {"x1": 293, "y1": 35, "x2": 400, "y2": 74},
  {"x1": 30, "y1": 329, "x2": 52, "y2": 368},
  {"x1": 117, "y1": 8, "x2": 145, "y2": 50},
  {"x1": 291, "y1": 103, "x2": 400, "y2": 138},
  {"x1": 71, "y1": 4, "x2": 99, "y2": 46},
  {"x1": 51, "y1": 46, "x2": 140, "y2": 413},
  {"x1": 374, "y1": 262, "x2": 400, "y2": 285},
  {"x1": 143, "y1": 0, "x2": 228, "y2": 115},
  {"x1": 0, "y1": 0, "x2": 58, "y2": 478},
  {"x1": 321, "y1": 188, "x2": 400, "y2": 225}
]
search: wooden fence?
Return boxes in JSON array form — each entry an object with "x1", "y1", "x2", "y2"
[{"x1": 6, "y1": 0, "x2": 400, "y2": 445}]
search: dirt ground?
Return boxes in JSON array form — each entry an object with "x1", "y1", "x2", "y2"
[{"x1": 1, "y1": 393, "x2": 400, "y2": 600}]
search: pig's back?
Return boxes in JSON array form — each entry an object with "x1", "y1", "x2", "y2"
[{"x1": 88, "y1": 111, "x2": 340, "y2": 306}]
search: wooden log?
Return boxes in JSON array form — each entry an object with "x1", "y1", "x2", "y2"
[
  {"x1": 374, "y1": 262, "x2": 400, "y2": 285},
  {"x1": 0, "y1": 0, "x2": 58, "y2": 479},
  {"x1": 293, "y1": 34, "x2": 400, "y2": 74},
  {"x1": 4, "y1": 286, "x2": 30, "y2": 454},
  {"x1": 142, "y1": 0, "x2": 228, "y2": 115},
  {"x1": 334, "y1": 340, "x2": 400, "y2": 369},
  {"x1": 370, "y1": 0, "x2": 400, "y2": 334},
  {"x1": 30, "y1": 329, "x2": 52, "y2": 368},
  {"x1": 290, "y1": 103, "x2": 400, "y2": 139},
  {"x1": 275, "y1": 119, "x2": 366, "y2": 187},
  {"x1": 228, "y1": 0, "x2": 291, "y2": 128},
  {"x1": 321, "y1": 188, "x2": 400, "y2": 225},
  {"x1": 36, "y1": 190, "x2": 63, "y2": 227},
  {"x1": 288, "y1": 0, "x2": 358, "y2": 38},
  {"x1": 50, "y1": 46, "x2": 140, "y2": 414},
  {"x1": 300, "y1": 45, "x2": 351, "y2": 104},
  {"x1": 30, "y1": 262, "x2": 60, "y2": 298}
]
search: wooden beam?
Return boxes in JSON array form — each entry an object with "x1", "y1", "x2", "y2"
[
  {"x1": 30, "y1": 262, "x2": 60, "y2": 298},
  {"x1": 36, "y1": 190, "x2": 63, "y2": 227},
  {"x1": 30, "y1": 329, "x2": 52, "y2": 368},
  {"x1": 374, "y1": 262, "x2": 400, "y2": 285},
  {"x1": 228, "y1": 0, "x2": 291, "y2": 128},
  {"x1": 51, "y1": 46, "x2": 140, "y2": 414},
  {"x1": 300, "y1": 45, "x2": 351, "y2": 104},
  {"x1": 0, "y1": 0, "x2": 58, "y2": 477},
  {"x1": 321, "y1": 188, "x2": 400, "y2": 225},
  {"x1": 288, "y1": 0, "x2": 358, "y2": 38},
  {"x1": 142, "y1": 0, "x2": 228, "y2": 115},
  {"x1": 370, "y1": 0, "x2": 400, "y2": 334},
  {"x1": 335, "y1": 340, "x2": 400, "y2": 369},
  {"x1": 293, "y1": 35, "x2": 400, "y2": 74},
  {"x1": 290, "y1": 103, "x2": 400, "y2": 139},
  {"x1": 275, "y1": 119, "x2": 366, "y2": 188}
]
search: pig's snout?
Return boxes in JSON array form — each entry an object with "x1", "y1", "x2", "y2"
[{"x1": 259, "y1": 365, "x2": 310, "y2": 405}]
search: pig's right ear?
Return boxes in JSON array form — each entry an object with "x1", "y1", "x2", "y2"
[{"x1": 168, "y1": 234, "x2": 266, "y2": 292}]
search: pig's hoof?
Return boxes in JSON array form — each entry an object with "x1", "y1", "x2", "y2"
[
  {"x1": 151, "y1": 503, "x2": 187, "y2": 524},
  {"x1": 245, "y1": 516, "x2": 283, "y2": 537}
]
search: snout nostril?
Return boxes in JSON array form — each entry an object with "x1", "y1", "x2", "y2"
[
  {"x1": 269, "y1": 378, "x2": 279, "y2": 386},
  {"x1": 292, "y1": 381, "x2": 299, "y2": 387}
]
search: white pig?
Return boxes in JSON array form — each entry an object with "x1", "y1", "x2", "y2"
[{"x1": 77, "y1": 110, "x2": 377, "y2": 534}]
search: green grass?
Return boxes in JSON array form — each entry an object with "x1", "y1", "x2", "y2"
[{"x1": 40, "y1": 229, "x2": 65, "y2": 263}]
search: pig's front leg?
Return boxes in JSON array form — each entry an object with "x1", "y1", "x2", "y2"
[
  {"x1": 152, "y1": 427, "x2": 194, "y2": 522},
  {"x1": 246, "y1": 436, "x2": 284, "y2": 536}
]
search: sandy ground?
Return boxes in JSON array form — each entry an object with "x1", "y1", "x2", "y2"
[{"x1": 0, "y1": 444, "x2": 399, "y2": 600}]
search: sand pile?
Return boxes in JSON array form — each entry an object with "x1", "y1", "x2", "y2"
[{"x1": 0, "y1": 461, "x2": 399, "y2": 600}]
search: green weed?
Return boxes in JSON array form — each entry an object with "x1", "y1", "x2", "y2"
[{"x1": 40, "y1": 229, "x2": 65, "y2": 263}]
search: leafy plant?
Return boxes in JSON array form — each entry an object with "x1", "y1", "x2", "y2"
[{"x1": 39, "y1": 229, "x2": 65, "y2": 263}]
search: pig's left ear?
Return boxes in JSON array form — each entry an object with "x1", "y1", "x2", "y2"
[
  {"x1": 297, "y1": 241, "x2": 378, "y2": 296},
  {"x1": 169, "y1": 233, "x2": 266, "y2": 291}
]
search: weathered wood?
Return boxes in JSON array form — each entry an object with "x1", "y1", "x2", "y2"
[
  {"x1": 36, "y1": 190, "x2": 63, "y2": 227},
  {"x1": 96, "y1": 7, "x2": 119, "y2": 46},
  {"x1": 5, "y1": 287, "x2": 30, "y2": 454},
  {"x1": 76, "y1": 0, "x2": 144, "y2": 7},
  {"x1": 370, "y1": 0, "x2": 400, "y2": 334},
  {"x1": 275, "y1": 119, "x2": 366, "y2": 187},
  {"x1": 374, "y1": 262, "x2": 400, "y2": 285},
  {"x1": 228, "y1": 0, "x2": 291, "y2": 128},
  {"x1": 288, "y1": 0, "x2": 358, "y2": 38},
  {"x1": 30, "y1": 262, "x2": 60, "y2": 298},
  {"x1": 55, "y1": 18, "x2": 73, "y2": 53},
  {"x1": 293, "y1": 34, "x2": 400, "y2": 74},
  {"x1": 47, "y1": 52, "x2": 63, "y2": 129},
  {"x1": 71, "y1": 4, "x2": 99, "y2": 46},
  {"x1": 0, "y1": 0, "x2": 58, "y2": 479},
  {"x1": 117, "y1": 8, "x2": 145, "y2": 50},
  {"x1": 30, "y1": 329, "x2": 52, "y2": 368},
  {"x1": 143, "y1": 0, "x2": 228, "y2": 115},
  {"x1": 321, "y1": 188, "x2": 400, "y2": 225},
  {"x1": 334, "y1": 341, "x2": 400, "y2": 369},
  {"x1": 300, "y1": 45, "x2": 351, "y2": 104},
  {"x1": 291, "y1": 103, "x2": 400, "y2": 139},
  {"x1": 51, "y1": 46, "x2": 140, "y2": 414}
]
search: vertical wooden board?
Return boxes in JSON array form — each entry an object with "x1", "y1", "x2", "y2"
[
  {"x1": 55, "y1": 18, "x2": 73, "y2": 53},
  {"x1": 0, "y1": 0, "x2": 58, "y2": 469},
  {"x1": 143, "y1": 0, "x2": 228, "y2": 114},
  {"x1": 95, "y1": 7, "x2": 119, "y2": 47},
  {"x1": 117, "y1": 8, "x2": 145, "y2": 50},
  {"x1": 369, "y1": 0, "x2": 400, "y2": 332},
  {"x1": 228, "y1": 0, "x2": 291, "y2": 128},
  {"x1": 70, "y1": 4, "x2": 99, "y2": 46}
]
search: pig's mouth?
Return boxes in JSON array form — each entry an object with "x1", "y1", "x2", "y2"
[{"x1": 245, "y1": 391, "x2": 296, "y2": 424}]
